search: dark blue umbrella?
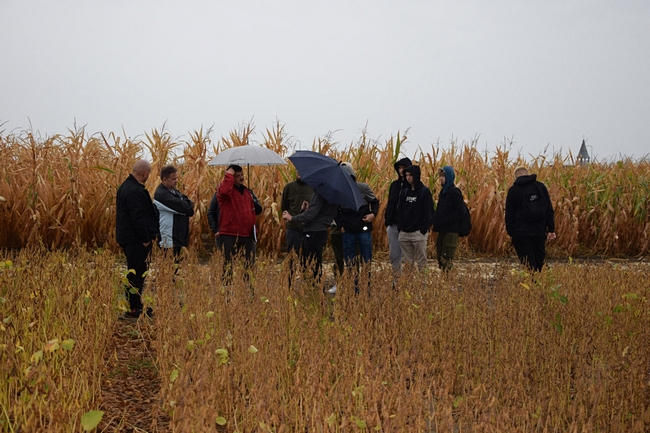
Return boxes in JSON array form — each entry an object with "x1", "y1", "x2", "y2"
[{"x1": 288, "y1": 150, "x2": 365, "y2": 210}]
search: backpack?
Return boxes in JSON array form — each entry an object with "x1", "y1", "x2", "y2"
[
  {"x1": 521, "y1": 182, "x2": 548, "y2": 222},
  {"x1": 456, "y1": 187, "x2": 472, "y2": 237}
]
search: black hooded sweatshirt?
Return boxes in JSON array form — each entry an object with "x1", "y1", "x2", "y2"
[
  {"x1": 384, "y1": 157, "x2": 413, "y2": 226},
  {"x1": 505, "y1": 174, "x2": 555, "y2": 236},
  {"x1": 397, "y1": 165, "x2": 435, "y2": 234}
]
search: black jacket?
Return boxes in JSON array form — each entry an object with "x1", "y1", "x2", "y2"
[
  {"x1": 505, "y1": 174, "x2": 555, "y2": 236},
  {"x1": 433, "y1": 166, "x2": 464, "y2": 234},
  {"x1": 384, "y1": 157, "x2": 412, "y2": 226},
  {"x1": 153, "y1": 184, "x2": 194, "y2": 248},
  {"x1": 207, "y1": 194, "x2": 220, "y2": 234},
  {"x1": 116, "y1": 174, "x2": 159, "y2": 245},
  {"x1": 397, "y1": 166, "x2": 435, "y2": 234},
  {"x1": 336, "y1": 182, "x2": 380, "y2": 233}
]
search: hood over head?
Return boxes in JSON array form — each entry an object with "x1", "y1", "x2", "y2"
[
  {"x1": 440, "y1": 166, "x2": 456, "y2": 194},
  {"x1": 404, "y1": 165, "x2": 423, "y2": 188},
  {"x1": 514, "y1": 173, "x2": 538, "y2": 186},
  {"x1": 394, "y1": 157, "x2": 413, "y2": 179}
]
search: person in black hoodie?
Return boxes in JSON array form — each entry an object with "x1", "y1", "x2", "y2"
[
  {"x1": 432, "y1": 166, "x2": 465, "y2": 271},
  {"x1": 397, "y1": 165, "x2": 435, "y2": 272},
  {"x1": 116, "y1": 160, "x2": 160, "y2": 319},
  {"x1": 505, "y1": 166, "x2": 556, "y2": 272},
  {"x1": 384, "y1": 157, "x2": 412, "y2": 274}
]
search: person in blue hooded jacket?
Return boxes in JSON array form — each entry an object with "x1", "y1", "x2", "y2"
[
  {"x1": 397, "y1": 165, "x2": 435, "y2": 272},
  {"x1": 432, "y1": 166, "x2": 465, "y2": 271}
]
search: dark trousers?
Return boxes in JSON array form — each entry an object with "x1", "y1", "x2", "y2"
[
  {"x1": 343, "y1": 231, "x2": 372, "y2": 294},
  {"x1": 220, "y1": 234, "x2": 254, "y2": 284},
  {"x1": 121, "y1": 242, "x2": 153, "y2": 312},
  {"x1": 286, "y1": 229, "x2": 303, "y2": 285},
  {"x1": 512, "y1": 234, "x2": 547, "y2": 272},
  {"x1": 435, "y1": 232, "x2": 459, "y2": 271},
  {"x1": 329, "y1": 231, "x2": 344, "y2": 277},
  {"x1": 302, "y1": 230, "x2": 329, "y2": 282}
]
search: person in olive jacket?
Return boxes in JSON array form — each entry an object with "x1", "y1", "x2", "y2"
[
  {"x1": 432, "y1": 166, "x2": 465, "y2": 271},
  {"x1": 116, "y1": 160, "x2": 159, "y2": 319}
]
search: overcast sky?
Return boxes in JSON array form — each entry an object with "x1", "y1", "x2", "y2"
[{"x1": 1, "y1": 1, "x2": 649, "y2": 161}]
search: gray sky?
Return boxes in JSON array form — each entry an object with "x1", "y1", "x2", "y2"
[{"x1": 1, "y1": 1, "x2": 649, "y2": 160}]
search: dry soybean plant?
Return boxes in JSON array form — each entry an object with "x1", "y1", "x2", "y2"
[{"x1": 148, "y1": 249, "x2": 649, "y2": 431}]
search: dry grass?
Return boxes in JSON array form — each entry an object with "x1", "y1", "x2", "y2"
[
  {"x1": 148, "y1": 249, "x2": 649, "y2": 432},
  {"x1": 1, "y1": 124, "x2": 649, "y2": 256},
  {"x1": 1, "y1": 245, "x2": 648, "y2": 431}
]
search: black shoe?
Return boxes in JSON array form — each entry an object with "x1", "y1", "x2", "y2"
[
  {"x1": 144, "y1": 307, "x2": 154, "y2": 319},
  {"x1": 119, "y1": 309, "x2": 142, "y2": 321}
]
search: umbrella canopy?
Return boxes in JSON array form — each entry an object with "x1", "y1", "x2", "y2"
[
  {"x1": 288, "y1": 150, "x2": 365, "y2": 210},
  {"x1": 208, "y1": 145, "x2": 287, "y2": 167}
]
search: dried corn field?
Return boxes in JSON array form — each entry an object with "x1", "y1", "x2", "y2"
[
  {"x1": 0, "y1": 247, "x2": 648, "y2": 432},
  {"x1": 1, "y1": 124, "x2": 649, "y2": 256}
]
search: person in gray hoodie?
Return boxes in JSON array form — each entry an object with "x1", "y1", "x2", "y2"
[{"x1": 397, "y1": 165, "x2": 435, "y2": 272}]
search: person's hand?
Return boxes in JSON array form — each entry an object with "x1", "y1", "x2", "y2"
[
  {"x1": 282, "y1": 210, "x2": 292, "y2": 222},
  {"x1": 226, "y1": 167, "x2": 235, "y2": 176},
  {"x1": 340, "y1": 227, "x2": 345, "y2": 233},
  {"x1": 362, "y1": 213, "x2": 375, "y2": 223},
  {"x1": 547, "y1": 232, "x2": 557, "y2": 243},
  {"x1": 301, "y1": 200, "x2": 309, "y2": 211}
]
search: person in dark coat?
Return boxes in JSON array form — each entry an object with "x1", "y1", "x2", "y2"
[
  {"x1": 505, "y1": 166, "x2": 556, "y2": 272},
  {"x1": 282, "y1": 192, "x2": 338, "y2": 283},
  {"x1": 397, "y1": 165, "x2": 435, "y2": 272},
  {"x1": 335, "y1": 162, "x2": 380, "y2": 294},
  {"x1": 153, "y1": 165, "x2": 194, "y2": 258},
  {"x1": 384, "y1": 157, "x2": 412, "y2": 274},
  {"x1": 281, "y1": 172, "x2": 313, "y2": 256},
  {"x1": 116, "y1": 160, "x2": 159, "y2": 319},
  {"x1": 432, "y1": 166, "x2": 465, "y2": 271}
]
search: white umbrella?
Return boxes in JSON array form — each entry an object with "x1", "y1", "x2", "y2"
[{"x1": 208, "y1": 145, "x2": 287, "y2": 167}]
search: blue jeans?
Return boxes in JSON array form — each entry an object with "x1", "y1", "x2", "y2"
[{"x1": 342, "y1": 231, "x2": 372, "y2": 294}]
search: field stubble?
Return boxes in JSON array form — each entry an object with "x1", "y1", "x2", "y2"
[{"x1": 1, "y1": 247, "x2": 649, "y2": 432}]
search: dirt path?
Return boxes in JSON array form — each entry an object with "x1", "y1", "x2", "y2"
[{"x1": 98, "y1": 318, "x2": 169, "y2": 432}]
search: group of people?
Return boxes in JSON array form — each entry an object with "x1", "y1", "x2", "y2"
[{"x1": 115, "y1": 157, "x2": 555, "y2": 318}]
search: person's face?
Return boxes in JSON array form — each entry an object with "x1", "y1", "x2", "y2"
[
  {"x1": 233, "y1": 171, "x2": 245, "y2": 186},
  {"x1": 439, "y1": 172, "x2": 446, "y2": 186},
  {"x1": 162, "y1": 172, "x2": 178, "y2": 189},
  {"x1": 405, "y1": 172, "x2": 414, "y2": 185},
  {"x1": 142, "y1": 169, "x2": 151, "y2": 182},
  {"x1": 398, "y1": 165, "x2": 406, "y2": 177}
]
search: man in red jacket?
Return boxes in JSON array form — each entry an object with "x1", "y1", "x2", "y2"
[{"x1": 217, "y1": 164, "x2": 262, "y2": 284}]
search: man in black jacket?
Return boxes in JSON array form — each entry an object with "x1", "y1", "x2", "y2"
[
  {"x1": 505, "y1": 166, "x2": 556, "y2": 272},
  {"x1": 116, "y1": 160, "x2": 159, "y2": 319},
  {"x1": 384, "y1": 157, "x2": 412, "y2": 274},
  {"x1": 336, "y1": 162, "x2": 380, "y2": 294},
  {"x1": 397, "y1": 165, "x2": 435, "y2": 272},
  {"x1": 153, "y1": 165, "x2": 194, "y2": 257}
]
